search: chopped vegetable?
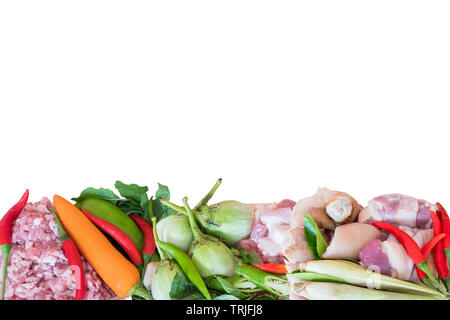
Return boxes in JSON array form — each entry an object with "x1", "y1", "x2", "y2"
[
  {"x1": 49, "y1": 207, "x2": 86, "y2": 300},
  {"x1": 0, "y1": 189, "x2": 29, "y2": 300},
  {"x1": 255, "y1": 263, "x2": 287, "y2": 275},
  {"x1": 236, "y1": 265, "x2": 290, "y2": 299},
  {"x1": 53, "y1": 195, "x2": 151, "y2": 299}
]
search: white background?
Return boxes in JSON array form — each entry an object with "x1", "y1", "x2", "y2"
[{"x1": 1, "y1": 1, "x2": 449, "y2": 217}]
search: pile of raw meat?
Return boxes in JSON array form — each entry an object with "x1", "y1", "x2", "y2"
[
  {"x1": 0, "y1": 198, "x2": 115, "y2": 300},
  {"x1": 237, "y1": 188, "x2": 438, "y2": 299}
]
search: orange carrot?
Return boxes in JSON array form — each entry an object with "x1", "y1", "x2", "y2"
[{"x1": 53, "y1": 195, "x2": 151, "y2": 299}]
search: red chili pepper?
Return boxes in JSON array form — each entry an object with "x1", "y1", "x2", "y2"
[
  {"x1": 416, "y1": 233, "x2": 445, "y2": 281},
  {"x1": 254, "y1": 263, "x2": 287, "y2": 274},
  {"x1": 372, "y1": 222, "x2": 423, "y2": 264},
  {"x1": 49, "y1": 207, "x2": 86, "y2": 300},
  {"x1": 129, "y1": 215, "x2": 156, "y2": 257},
  {"x1": 372, "y1": 221, "x2": 446, "y2": 295},
  {"x1": 422, "y1": 233, "x2": 446, "y2": 260},
  {"x1": 81, "y1": 209, "x2": 143, "y2": 265},
  {"x1": 436, "y1": 203, "x2": 450, "y2": 291},
  {"x1": 0, "y1": 190, "x2": 29, "y2": 300},
  {"x1": 437, "y1": 203, "x2": 450, "y2": 252}
]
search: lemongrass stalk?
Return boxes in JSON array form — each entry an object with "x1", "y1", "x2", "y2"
[
  {"x1": 297, "y1": 282, "x2": 443, "y2": 300},
  {"x1": 293, "y1": 260, "x2": 445, "y2": 298}
]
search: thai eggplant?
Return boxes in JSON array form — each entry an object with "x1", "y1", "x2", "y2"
[
  {"x1": 151, "y1": 259, "x2": 185, "y2": 300},
  {"x1": 156, "y1": 214, "x2": 193, "y2": 253},
  {"x1": 183, "y1": 197, "x2": 235, "y2": 277},
  {"x1": 150, "y1": 217, "x2": 185, "y2": 300},
  {"x1": 196, "y1": 200, "x2": 254, "y2": 245},
  {"x1": 162, "y1": 179, "x2": 255, "y2": 245}
]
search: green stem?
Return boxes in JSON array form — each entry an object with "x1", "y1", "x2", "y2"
[
  {"x1": 141, "y1": 253, "x2": 152, "y2": 278},
  {"x1": 160, "y1": 199, "x2": 186, "y2": 215},
  {"x1": 193, "y1": 178, "x2": 222, "y2": 211},
  {"x1": 182, "y1": 197, "x2": 204, "y2": 241},
  {"x1": 1, "y1": 244, "x2": 11, "y2": 300},
  {"x1": 151, "y1": 217, "x2": 168, "y2": 260},
  {"x1": 48, "y1": 207, "x2": 69, "y2": 242},
  {"x1": 147, "y1": 197, "x2": 154, "y2": 221},
  {"x1": 418, "y1": 261, "x2": 448, "y2": 296},
  {"x1": 128, "y1": 282, "x2": 153, "y2": 300}
]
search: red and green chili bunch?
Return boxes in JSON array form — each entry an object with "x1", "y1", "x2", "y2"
[{"x1": 372, "y1": 221, "x2": 447, "y2": 295}]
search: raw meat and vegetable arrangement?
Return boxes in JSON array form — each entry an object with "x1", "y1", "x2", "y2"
[{"x1": 1, "y1": 179, "x2": 450, "y2": 300}]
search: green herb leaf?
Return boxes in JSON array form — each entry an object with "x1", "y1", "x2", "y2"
[
  {"x1": 112, "y1": 181, "x2": 150, "y2": 217},
  {"x1": 72, "y1": 187, "x2": 120, "y2": 203},
  {"x1": 115, "y1": 181, "x2": 149, "y2": 203},
  {"x1": 304, "y1": 214, "x2": 328, "y2": 260},
  {"x1": 169, "y1": 274, "x2": 198, "y2": 299},
  {"x1": 213, "y1": 276, "x2": 247, "y2": 299},
  {"x1": 152, "y1": 183, "x2": 176, "y2": 219}
]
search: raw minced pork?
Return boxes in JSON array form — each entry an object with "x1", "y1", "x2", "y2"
[{"x1": 0, "y1": 197, "x2": 115, "y2": 300}]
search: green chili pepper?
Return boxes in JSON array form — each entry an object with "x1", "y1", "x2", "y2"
[
  {"x1": 76, "y1": 198, "x2": 144, "y2": 251},
  {"x1": 158, "y1": 240, "x2": 211, "y2": 300},
  {"x1": 304, "y1": 214, "x2": 328, "y2": 260},
  {"x1": 235, "y1": 265, "x2": 290, "y2": 299}
]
